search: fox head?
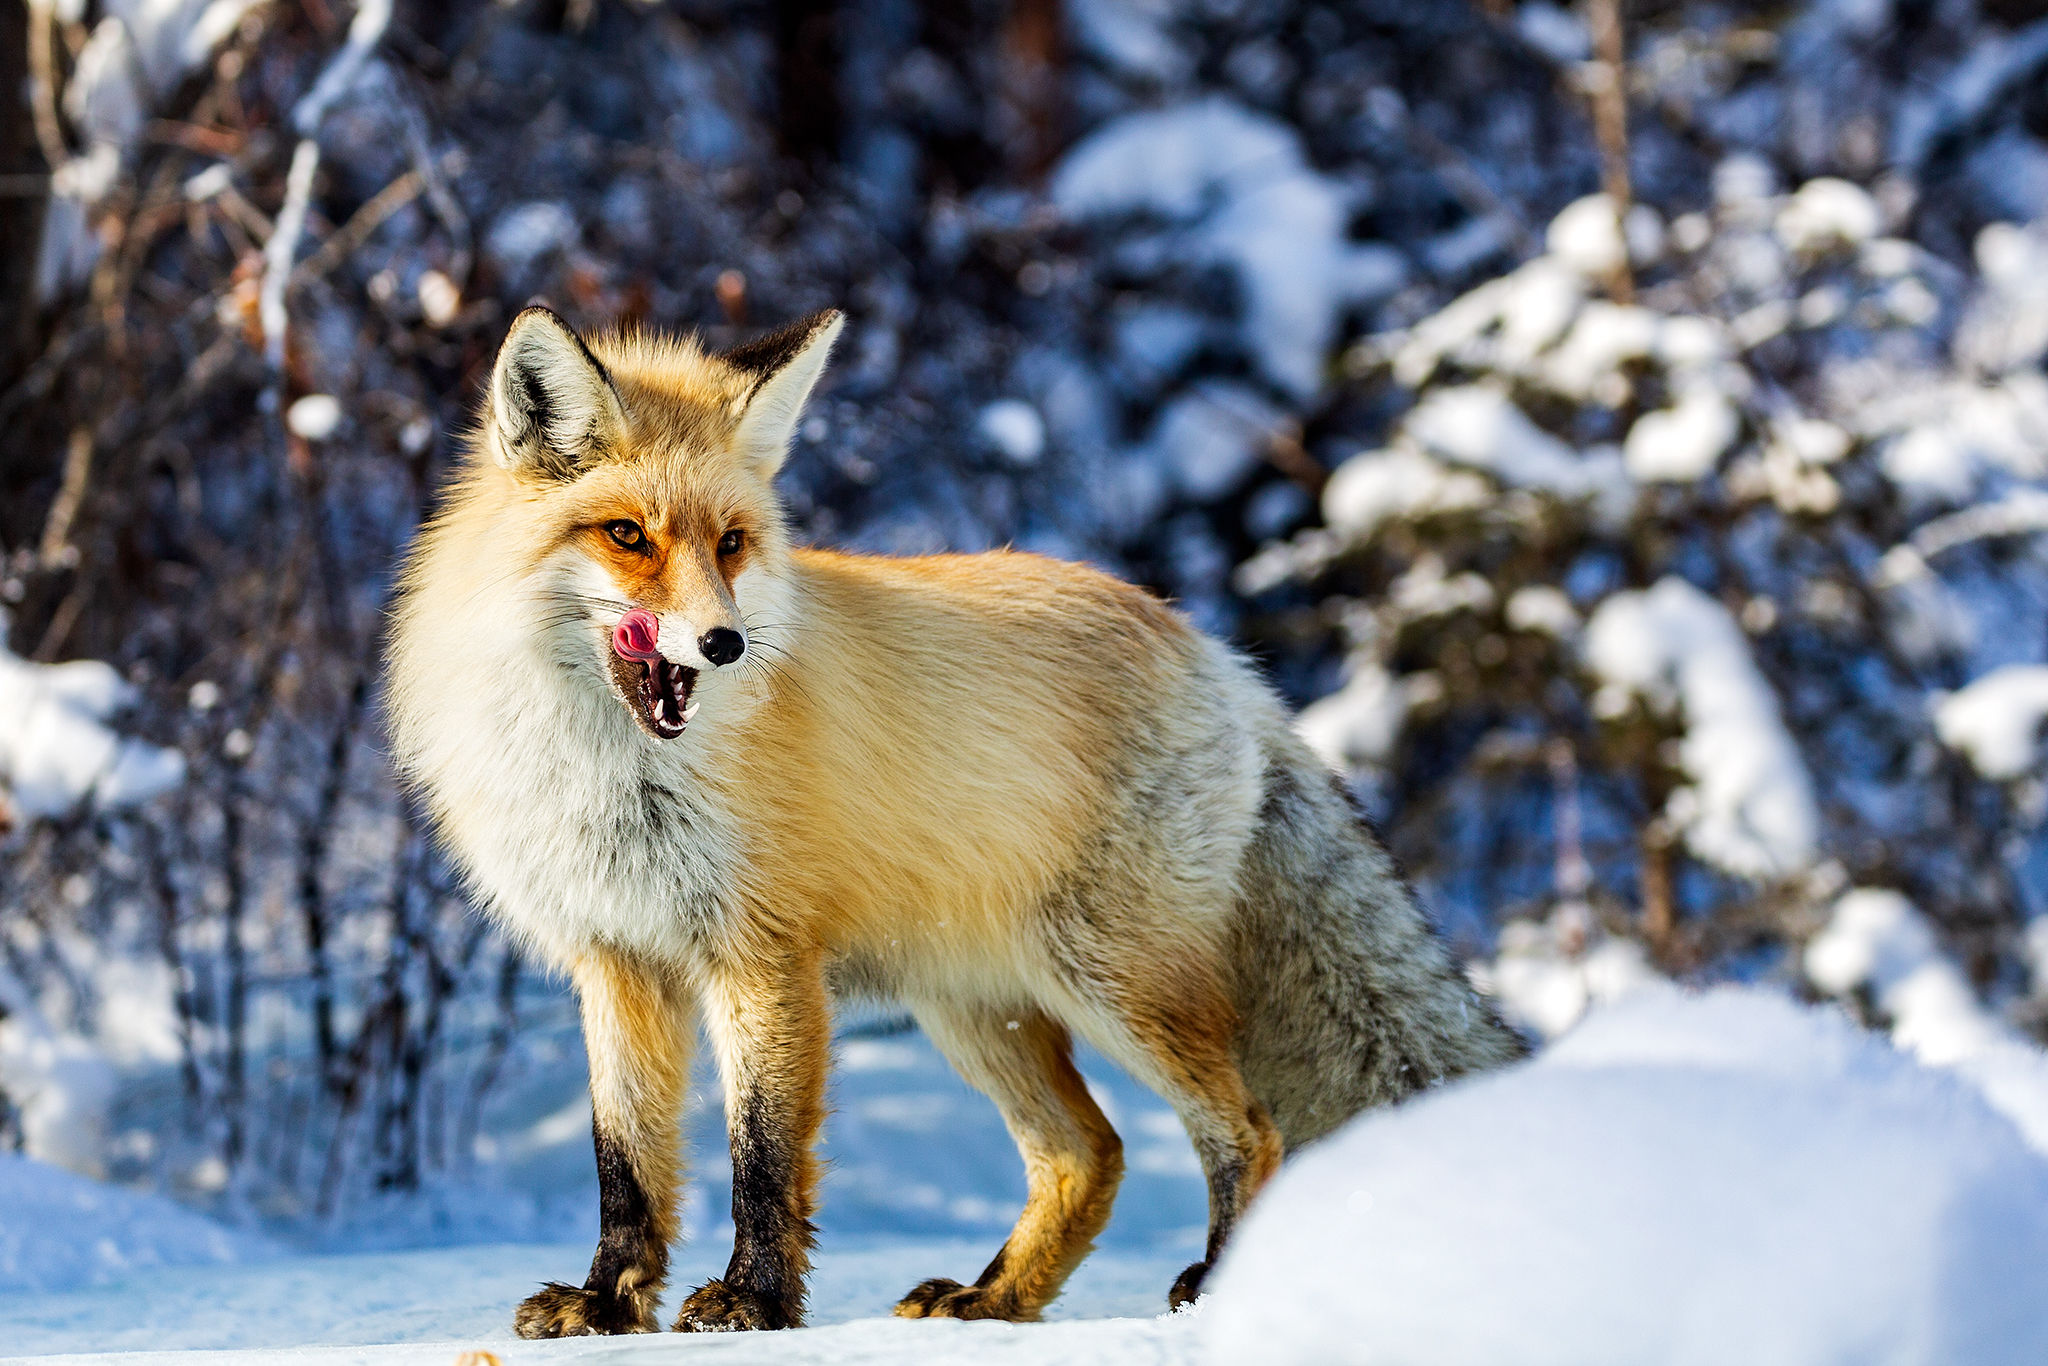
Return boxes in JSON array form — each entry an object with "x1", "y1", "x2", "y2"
[{"x1": 471, "y1": 304, "x2": 841, "y2": 741}]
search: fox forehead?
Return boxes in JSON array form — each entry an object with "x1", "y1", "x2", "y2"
[{"x1": 587, "y1": 329, "x2": 757, "y2": 458}]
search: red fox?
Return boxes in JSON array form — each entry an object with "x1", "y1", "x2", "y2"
[{"x1": 386, "y1": 305, "x2": 1524, "y2": 1336}]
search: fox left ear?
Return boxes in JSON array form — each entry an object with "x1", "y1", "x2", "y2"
[{"x1": 727, "y1": 309, "x2": 844, "y2": 479}]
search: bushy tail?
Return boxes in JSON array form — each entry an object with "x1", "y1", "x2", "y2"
[{"x1": 1227, "y1": 749, "x2": 1526, "y2": 1150}]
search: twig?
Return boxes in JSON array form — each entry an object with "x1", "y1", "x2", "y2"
[
  {"x1": 36, "y1": 426, "x2": 93, "y2": 569},
  {"x1": 260, "y1": 141, "x2": 319, "y2": 375},
  {"x1": 1583, "y1": 0, "x2": 1635, "y2": 301},
  {"x1": 259, "y1": 0, "x2": 394, "y2": 379},
  {"x1": 30, "y1": 583, "x2": 84, "y2": 662},
  {"x1": 391, "y1": 94, "x2": 471, "y2": 284},
  {"x1": 25, "y1": 1, "x2": 71, "y2": 176},
  {"x1": 289, "y1": 163, "x2": 438, "y2": 289}
]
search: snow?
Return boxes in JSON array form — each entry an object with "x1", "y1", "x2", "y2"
[
  {"x1": 0, "y1": 991, "x2": 118, "y2": 1175},
  {"x1": 1067, "y1": 0, "x2": 1190, "y2": 84},
  {"x1": 12, "y1": 985, "x2": 2048, "y2": 1365},
  {"x1": 1960, "y1": 222, "x2": 2048, "y2": 374},
  {"x1": 1143, "y1": 383, "x2": 1284, "y2": 500},
  {"x1": 1403, "y1": 385, "x2": 1630, "y2": 513},
  {"x1": 1493, "y1": 260, "x2": 1587, "y2": 368},
  {"x1": 1318, "y1": 446, "x2": 1489, "y2": 542},
  {"x1": 1474, "y1": 910, "x2": 1661, "y2": 1041},
  {"x1": 104, "y1": 1, "x2": 264, "y2": 101},
  {"x1": 1584, "y1": 578, "x2": 1819, "y2": 879},
  {"x1": 0, "y1": 1241, "x2": 1191, "y2": 1362},
  {"x1": 0, "y1": 1153, "x2": 264, "y2": 1295},
  {"x1": 36, "y1": 1, "x2": 257, "y2": 297},
  {"x1": 1543, "y1": 301, "x2": 1661, "y2": 403},
  {"x1": 286, "y1": 394, "x2": 344, "y2": 442},
  {"x1": 1050, "y1": 98, "x2": 1300, "y2": 224},
  {"x1": 1052, "y1": 97, "x2": 1405, "y2": 398},
  {"x1": 1544, "y1": 194, "x2": 1661, "y2": 279},
  {"x1": 0, "y1": 634, "x2": 184, "y2": 823},
  {"x1": 486, "y1": 202, "x2": 580, "y2": 278},
  {"x1": 1386, "y1": 555, "x2": 1494, "y2": 622},
  {"x1": 1873, "y1": 373, "x2": 2048, "y2": 502},
  {"x1": 975, "y1": 400, "x2": 1046, "y2": 466},
  {"x1": 1504, "y1": 584, "x2": 1580, "y2": 638},
  {"x1": 1295, "y1": 662, "x2": 1432, "y2": 770},
  {"x1": 0, "y1": 1017, "x2": 1206, "y2": 1362},
  {"x1": 1807, "y1": 888, "x2": 2048, "y2": 1154},
  {"x1": 1514, "y1": 3, "x2": 1589, "y2": 64},
  {"x1": 1773, "y1": 177, "x2": 1882, "y2": 256},
  {"x1": 1624, "y1": 390, "x2": 1740, "y2": 482},
  {"x1": 1935, "y1": 664, "x2": 2048, "y2": 780},
  {"x1": 1204, "y1": 987, "x2": 2048, "y2": 1366}
]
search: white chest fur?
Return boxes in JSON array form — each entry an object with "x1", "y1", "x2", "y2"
[{"x1": 409, "y1": 624, "x2": 746, "y2": 970}]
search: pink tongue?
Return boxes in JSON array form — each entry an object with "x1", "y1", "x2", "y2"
[{"x1": 613, "y1": 608, "x2": 664, "y2": 663}]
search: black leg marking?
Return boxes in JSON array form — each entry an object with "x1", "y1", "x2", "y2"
[
  {"x1": 513, "y1": 1123, "x2": 665, "y2": 1337},
  {"x1": 674, "y1": 1088, "x2": 816, "y2": 1331}
]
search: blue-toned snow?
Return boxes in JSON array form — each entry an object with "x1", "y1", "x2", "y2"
[{"x1": 7, "y1": 989, "x2": 2048, "y2": 1364}]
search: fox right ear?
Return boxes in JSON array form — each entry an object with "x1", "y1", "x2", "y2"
[{"x1": 488, "y1": 306, "x2": 625, "y2": 480}]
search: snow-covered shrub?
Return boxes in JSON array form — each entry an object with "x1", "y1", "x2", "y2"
[
  {"x1": 1245, "y1": 172, "x2": 2048, "y2": 1018},
  {"x1": 1205, "y1": 988, "x2": 2048, "y2": 1366}
]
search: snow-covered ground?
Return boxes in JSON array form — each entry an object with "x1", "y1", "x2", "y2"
[
  {"x1": 0, "y1": 1017, "x2": 1207, "y2": 1362},
  {"x1": 7, "y1": 988, "x2": 2048, "y2": 1365},
  {"x1": 0, "y1": 1240, "x2": 1192, "y2": 1364}
]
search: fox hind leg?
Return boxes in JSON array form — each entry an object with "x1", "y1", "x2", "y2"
[
  {"x1": 1062, "y1": 958, "x2": 1282, "y2": 1310},
  {"x1": 894, "y1": 1007, "x2": 1124, "y2": 1322}
]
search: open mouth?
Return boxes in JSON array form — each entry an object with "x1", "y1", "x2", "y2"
[
  {"x1": 636, "y1": 656, "x2": 699, "y2": 738},
  {"x1": 610, "y1": 607, "x2": 699, "y2": 740}
]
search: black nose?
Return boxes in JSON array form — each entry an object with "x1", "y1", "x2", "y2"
[{"x1": 698, "y1": 628, "x2": 745, "y2": 667}]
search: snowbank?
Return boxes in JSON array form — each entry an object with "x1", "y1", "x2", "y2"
[
  {"x1": 1807, "y1": 887, "x2": 2048, "y2": 1154},
  {"x1": 1584, "y1": 578, "x2": 1818, "y2": 879},
  {"x1": 0, "y1": 1153, "x2": 263, "y2": 1294},
  {"x1": 1205, "y1": 987, "x2": 2048, "y2": 1366}
]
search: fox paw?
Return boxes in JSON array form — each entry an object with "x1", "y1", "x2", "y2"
[
  {"x1": 673, "y1": 1277, "x2": 797, "y2": 1332},
  {"x1": 1167, "y1": 1261, "x2": 1210, "y2": 1310},
  {"x1": 894, "y1": 1277, "x2": 1028, "y2": 1321},
  {"x1": 513, "y1": 1282, "x2": 654, "y2": 1338}
]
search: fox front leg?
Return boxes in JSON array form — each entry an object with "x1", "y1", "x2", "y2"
[
  {"x1": 674, "y1": 949, "x2": 829, "y2": 1332},
  {"x1": 515, "y1": 949, "x2": 692, "y2": 1338}
]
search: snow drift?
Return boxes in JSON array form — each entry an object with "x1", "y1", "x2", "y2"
[
  {"x1": 0, "y1": 1153, "x2": 265, "y2": 1295},
  {"x1": 1204, "y1": 987, "x2": 2048, "y2": 1366}
]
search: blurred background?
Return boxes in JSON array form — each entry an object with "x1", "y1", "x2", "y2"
[{"x1": 2, "y1": 0, "x2": 2047, "y2": 1258}]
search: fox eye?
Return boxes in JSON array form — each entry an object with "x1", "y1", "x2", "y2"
[
  {"x1": 605, "y1": 520, "x2": 647, "y2": 551},
  {"x1": 717, "y1": 528, "x2": 745, "y2": 557}
]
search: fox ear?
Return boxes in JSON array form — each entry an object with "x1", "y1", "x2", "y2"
[
  {"x1": 488, "y1": 305, "x2": 625, "y2": 480},
  {"x1": 727, "y1": 309, "x2": 844, "y2": 479}
]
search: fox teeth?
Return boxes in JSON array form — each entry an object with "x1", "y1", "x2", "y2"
[{"x1": 681, "y1": 701, "x2": 701, "y2": 724}]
